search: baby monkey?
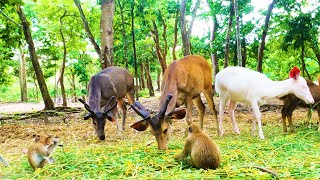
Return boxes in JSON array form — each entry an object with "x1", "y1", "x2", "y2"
[
  {"x1": 175, "y1": 123, "x2": 221, "y2": 169},
  {"x1": 27, "y1": 133, "x2": 59, "y2": 170}
]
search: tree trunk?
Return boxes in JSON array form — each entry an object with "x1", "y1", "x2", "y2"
[
  {"x1": 301, "y1": 43, "x2": 311, "y2": 79},
  {"x1": 209, "y1": 14, "x2": 219, "y2": 76},
  {"x1": 74, "y1": 0, "x2": 101, "y2": 57},
  {"x1": 157, "y1": 69, "x2": 161, "y2": 91},
  {"x1": 241, "y1": 37, "x2": 247, "y2": 67},
  {"x1": 224, "y1": 0, "x2": 234, "y2": 68},
  {"x1": 140, "y1": 62, "x2": 146, "y2": 89},
  {"x1": 16, "y1": 5, "x2": 54, "y2": 110},
  {"x1": 257, "y1": 0, "x2": 276, "y2": 72},
  {"x1": 233, "y1": 46, "x2": 237, "y2": 66},
  {"x1": 311, "y1": 42, "x2": 320, "y2": 67},
  {"x1": 172, "y1": 4, "x2": 179, "y2": 60},
  {"x1": 117, "y1": 0, "x2": 129, "y2": 68},
  {"x1": 145, "y1": 60, "x2": 154, "y2": 97},
  {"x1": 100, "y1": 0, "x2": 115, "y2": 69},
  {"x1": 151, "y1": 20, "x2": 167, "y2": 74},
  {"x1": 59, "y1": 10, "x2": 67, "y2": 107},
  {"x1": 234, "y1": 0, "x2": 242, "y2": 66},
  {"x1": 71, "y1": 73, "x2": 77, "y2": 103},
  {"x1": 131, "y1": 1, "x2": 138, "y2": 101},
  {"x1": 180, "y1": 0, "x2": 201, "y2": 56},
  {"x1": 19, "y1": 47, "x2": 27, "y2": 102}
]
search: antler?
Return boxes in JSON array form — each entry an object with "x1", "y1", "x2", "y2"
[
  {"x1": 131, "y1": 101, "x2": 150, "y2": 119},
  {"x1": 104, "y1": 96, "x2": 117, "y2": 114},
  {"x1": 78, "y1": 98, "x2": 94, "y2": 114},
  {"x1": 159, "y1": 94, "x2": 173, "y2": 119}
]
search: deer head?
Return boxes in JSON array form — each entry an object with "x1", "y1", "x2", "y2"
[
  {"x1": 130, "y1": 94, "x2": 186, "y2": 150},
  {"x1": 79, "y1": 96, "x2": 117, "y2": 140}
]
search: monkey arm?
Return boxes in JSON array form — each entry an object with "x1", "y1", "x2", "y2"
[
  {"x1": 37, "y1": 141, "x2": 58, "y2": 157},
  {"x1": 174, "y1": 139, "x2": 191, "y2": 161},
  {"x1": 46, "y1": 141, "x2": 59, "y2": 156}
]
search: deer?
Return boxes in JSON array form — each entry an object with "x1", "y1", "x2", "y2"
[
  {"x1": 215, "y1": 66, "x2": 314, "y2": 139},
  {"x1": 79, "y1": 66, "x2": 135, "y2": 140},
  {"x1": 130, "y1": 55, "x2": 218, "y2": 150},
  {"x1": 281, "y1": 74, "x2": 320, "y2": 132}
]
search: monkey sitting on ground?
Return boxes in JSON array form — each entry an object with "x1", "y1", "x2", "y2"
[
  {"x1": 174, "y1": 123, "x2": 221, "y2": 169},
  {"x1": 27, "y1": 133, "x2": 59, "y2": 170}
]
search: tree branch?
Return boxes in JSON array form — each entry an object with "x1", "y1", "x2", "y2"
[{"x1": 0, "y1": 8, "x2": 22, "y2": 27}]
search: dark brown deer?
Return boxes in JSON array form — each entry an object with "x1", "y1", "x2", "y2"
[
  {"x1": 79, "y1": 66, "x2": 135, "y2": 140},
  {"x1": 130, "y1": 55, "x2": 218, "y2": 150},
  {"x1": 281, "y1": 74, "x2": 320, "y2": 132}
]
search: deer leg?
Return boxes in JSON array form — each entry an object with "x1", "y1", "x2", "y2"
[
  {"x1": 218, "y1": 95, "x2": 228, "y2": 137},
  {"x1": 228, "y1": 100, "x2": 240, "y2": 134},
  {"x1": 203, "y1": 89, "x2": 219, "y2": 134},
  {"x1": 193, "y1": 95, "x2": 205, "y2": 129},
  {"x1": 281, "y1": 110, "x2": 288, "y2": 132},
  {"x1": 125, "y1": 91, "x2": 135, "y2": 105},
  {"x1": 288, "y1": 114, "x2": 294, "y2": 133},
  {"x1": 186, "y1": 97, "x2": 193, "y2": 125},
  {"x1": 251, "y1": 101, "x2": 264, "y2": 139},
  {"x1": 117, "y1": 98, "x2": 127, "y2": 131},
  {"x1": 112, "y1": 106, "x2": 122, "y2": 134}
]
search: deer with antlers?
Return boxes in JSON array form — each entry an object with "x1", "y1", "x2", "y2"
[
  {"x1": 79, "y1": 66, "x2": 135, "y2": 140},
  {"x1": 130, "y1": 55, "x2": 218, "y2": 150}
]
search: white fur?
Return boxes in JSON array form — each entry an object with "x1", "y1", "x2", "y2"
[{"x1": 215, "y1": 66, "x2": 314, "y2": 139}]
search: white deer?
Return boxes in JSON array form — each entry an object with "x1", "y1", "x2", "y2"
[{"x1": 215, "y1": 66, "x2": 314, "y2": 139}]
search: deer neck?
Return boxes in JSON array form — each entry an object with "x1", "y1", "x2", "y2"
[{"x1": 264, "y1": 79, "x2": 292, "y2": 98}]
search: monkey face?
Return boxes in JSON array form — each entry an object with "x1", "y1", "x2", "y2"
[{"x1": 34, "y1": 133, "x2": 56, "y2": 147}]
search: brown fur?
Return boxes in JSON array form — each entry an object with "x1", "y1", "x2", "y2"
[
  {"x1": 175, "y1": 123, "x2": 221, "y2": 169},
  {"x1": 131, "y1": 55, "x2": 218, "y2": 150},
  {"x1": 281, "y1": 75, "x2": 320, "y2": 132},
  {"x1": 27, "y1": 133, "x2": 59, "y2": 170}
]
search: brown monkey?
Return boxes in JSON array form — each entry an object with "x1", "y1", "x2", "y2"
[
  {"x1": 27, "y1": 133, "x2": 59, "y2": 170},
  {"x1": 174, "y1": 123, "x2": 221, "y2": 169}
]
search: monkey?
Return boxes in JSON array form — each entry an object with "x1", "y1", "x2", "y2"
[
  {"x1": 174, "y1": 123, "x2": 221, "y2": 169},
  {"x1": 27, "y1": 133, "x2": 59, "y2": 170}
]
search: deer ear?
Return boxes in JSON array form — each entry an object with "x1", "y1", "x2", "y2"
[
  {"x1": 289, "y1": 66, "x2": 300, "y2": 80},
  {"x1": 168, "y1": 108, "x2": 186, "y2": 120},
  {"x1": 130, "y1": 120, "x2": 150, "y2": 131}
]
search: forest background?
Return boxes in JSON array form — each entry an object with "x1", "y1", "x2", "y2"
[{"x1": 0, "y1": 0, "x2": 320, "y2": 108}]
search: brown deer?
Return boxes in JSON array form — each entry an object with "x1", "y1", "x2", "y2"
[
  {"x1": 281, "y1": 74, "x2": 320, "y2": 132},
  {"x1": 79, "y1": 66, "x2": 135, "y2": 140},
  {"x1": 130, "y1": 55, "x2": 218, "y2": 150}
]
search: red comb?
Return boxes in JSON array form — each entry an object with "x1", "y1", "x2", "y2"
[{"x1": 289, "y1": 66, "x2": 300, "y2": 79}]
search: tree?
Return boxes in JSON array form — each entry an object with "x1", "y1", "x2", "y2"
[
  {"x1": 100, "y1": 0, "x2": 115, "y2": 69},
  {"x1": 224, "y1": 0, "x2": 234, "y2": 68},
  {"x1": 257, "y1": 0, "x2": 276, "y2": 72},
  {"x1": 282, "y1": 13, "x2": 316, "y2": 79},
  {"x1": 16, "y1": 4, "x2": 54, "y2": 110},
  {"x1": 180, "y1": 0, "x2": 200, "y2": 56},
  {"x1": 73, "y1": 0, "x2": 101, "y2": 58},
  {"x1": 234, "y1": 0, "x2": 242, "y2": 66}
]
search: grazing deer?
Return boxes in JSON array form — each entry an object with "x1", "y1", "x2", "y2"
[
  {"x1": 79, "y1": 66, "x2": 135, "y2": 140},
  {"x1": 281, "y1": 74, "x2": 320, "y2": 132},
  {"x1": 215, "y1": 66, "x2": 314, "y2": 139},
  {"x1": 130, "y1": 55, "x2": 218, "y2": 150}
]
